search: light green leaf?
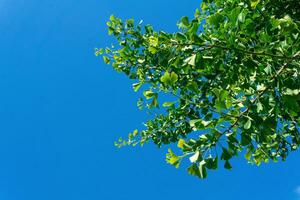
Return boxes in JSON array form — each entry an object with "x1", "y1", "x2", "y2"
[
  {"x1": 189, "y1": 151, "x2": 200, "y2": 163},
  {"x1": 170, "y1": 72, "x2": 178, "y2": 85},
  {"x1": 166, "y1": 149, "x2": 181, "y2": 168},
  {"x1": 163, "y1": 102, "x2": 175, "y2": 107},
  {"x1": 126, "y1": 19, "x2": 134, "y2": 26},
  {"x1": 201, "y1": 2, "x2": 208, "y2": 11},
  {"x1": 202, "y1": 55, "x2": 213, "y2": 59},
  {"x1": 143, "y1": 90, "x2": 155, "y2": 99},
  {"x1": 132, "y1": 82, "x2": 143, "y2": 92},
  {"x1": 160, "y1": 71, "x2": 178, "y2": 86},
  {"x1": 285, "y1": 89, "x2": 300, "y2": 96},
  {"x1": 177, "y1": 139, "x2": 185, "y2": 149},
  {"x1": 256, "y1": 102, "x2": 263, "y2": 113},
  {"x1": 103, "y1": 56, "x2": 110, "y2": 64},
  {"x1": 151, "y1": 95, "x2": 158, "y2": 108},
  {"x1": 160, "y1": 72, "x2": 170, "y2": 83},
  {"x1": 201, "y1": 120, "x2": 212, "y2": 127},
  {"x1": 95, "y1": 48, "x2": 104, "y2": 56},
  {"x1": 132, "y1": 129, "x2": 138, "y2": 137},
  {"x1": 244, "y1": 119, "x2": 252, "y2": 130},
  {"x1": 184, "y1": 54, "x2": 197, "y2": 66},
  {"x1": 199, "y1": 134, "x2": 208, "y2": 140},
  {"x1": 250, "y1": 0, "x2": 260, "y2": 9},
  {"x1": 199, "y1": 160, "x2": 207, "y2": 178},
  {"x1": 264, "y1": 65, "x2": 272, "y2": 75},
  {"x1": 148, "y1": 46, "x2": 157, "y2": 54},
  {"x1": 137, "y1": 59, "x2": 145, "y2": 64},
  {"x1": 238, "y1": 11, "x2": 246, "y2": 23},
  {"x1": 245, "y1": 150, "x2": 252, "y2": 160},
  {"x1": 149, "y1": 36, "x2": 159, "y2": 47}
]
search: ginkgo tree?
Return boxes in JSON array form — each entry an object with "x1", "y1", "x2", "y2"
[{"x1": 96, "y1": 0, "x2": 300, "y2": 179}]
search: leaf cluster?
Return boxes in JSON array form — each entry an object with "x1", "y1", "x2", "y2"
[{"x1": 98, "y1": 0, "x2": 300, "y2": 179}]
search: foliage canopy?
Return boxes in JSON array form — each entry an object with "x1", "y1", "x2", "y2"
[{"x1": 97, "y1": 0, "x2": 300, "y2": 179}]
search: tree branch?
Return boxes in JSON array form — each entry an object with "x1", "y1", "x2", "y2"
[{"x1": 169, "y1": 42, "x2": 299, "y2": 61}]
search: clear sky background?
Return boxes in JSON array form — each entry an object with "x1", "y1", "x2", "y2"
[{"x1": 0, "y1": 0, "x2": 299, "y2": 200}]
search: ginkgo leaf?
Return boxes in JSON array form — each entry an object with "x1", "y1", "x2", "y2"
[
  {"x1": 189, "y1": 151, "x2": 200, "y2": 163},
  {"x1": 184, "y1": 54, "x2": 196, "y2": 66}
]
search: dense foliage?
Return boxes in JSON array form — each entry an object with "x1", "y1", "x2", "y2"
[{"x1": 96, "y1": 0, "x2": 300, "y2": 179}]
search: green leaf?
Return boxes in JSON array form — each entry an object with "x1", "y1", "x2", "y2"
[
  {"x1": 189, "y1": 119, "x2": 202, "y2": 130},
  {"x1": 162, "y1": 102, "x2": 175, "y2": 107},
  {"x1": 187, "y1": 163, "x2": 200, "y2": 177},
  {"x1": 225, "y1": 100, "x2": 232, "y2": 109},
  {"x1": 194, "y1": 8, "x2": 201, "y2": 18},
  {"x1": 160, "y1": 72, "x2": 170, "y2": 83},
  {"x1": 250, "y1": 0, "x2": 260, "y2": 9},
  {"x1": 151, "y1": 95, "x2": 159, "y2": 108},
  {"x1": 207, "y1": 13, "x2": 224, "y2": 27},
  {"x1": 219, "y1": 90, "x2": 229, "y2": 101},
  {"x1": 256, "y1": 102, "x2": 263, "y2": 113},
  {"x1": 189, "y1": 151, "x2": 200, "y2": 163},
  {"x1": 221, "y1": 147, "x2": 232, "y2": 160},
  {"x1": 264, "y1": 65, "x2": 272, "y2": 74},
  {"x1": 215, "y1": 100, "x2": 226, "y2": 111},
  {"x1": 132, "y1": 82, "x2": 143, "y2": 92},
  {"x1": 103, "y1": 56, "x2": 110, "y2": 64},
  {"x1": 181, "y1": 16, "x2": 189, "y2": 26},
  {"x1": 245, "y1": 150, "x2": 252, "y2": 160},
  {"x1": 201, "y1": 2, "x2": 208, "y2": 11},
  {"x1": 244, "y1": 119, "x2": 252, "y2": 130},
  {"x1": 175, "y1": 33, "x2": 187, "y2": 41},
  {"x1": 228, "y1": 7, "x2": 241, "y2": 25},
  {"x1": 206, "y1": 157, "x2": 218, "y2": 170},
  {"x1": 184, "y1": 54, "x2": 197, "y2": 66},
  {"x1": 238, "y1": 11, "x2": 246, "y2": 23},
  {"x1": 126, "y1": 19, "x2": 134, "y2": 27},
  {"x1": 285, "y1": 89, "x2": 300, "y2": 96},
  {"x1": 166, "y1": 149, "x2": 181, "y2": 168},
  {"x1": 224, "y1": 160, "x2": 232, "y2": 170},
  {"x1": 137, "y1": 98, "x2": 143, "y2": 110},
  {"x1": 149, "y1": 36, "x2": 159, "y2": 47},
  {"x1": 95, "y1": 48, "x2": 104, "y2": 56},
  {"x1": 202, "y1": 56, "x2": 213, "y2": 59},
  {"x1": 177, "y1": 139, "x2": 185, "y2": 149},
  {"x1": 241, "y1": 133, "x2": 251, "y2": 146},
  {"x1": 160, "y1": 71, "x2": 178, "y2": 86},
  {"x1": 143, "y1": 90, "x2": 155, "y2": 99},
  {"x1": 148, "y1": 46, "x2": 157, "y2": 54},
  {"x1": 132, "y1": 129, "x2": 138, "y2": 137},
  {"x1": 199, "y1": 160, "x2": 207, "y2": 179},
  {"x1": 137, "y1": 59, "x2": 145, "y2": 64},
  {"x1": 170, "y1": 72, "x2": 178, "y2": 85},
  {"x1": 187, "y1": 81, "x2": 198, "y2": 93},
  {"x1": 201, "y1": 120, "x2": 212, "y2": 127}
]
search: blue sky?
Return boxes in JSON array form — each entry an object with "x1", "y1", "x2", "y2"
[{"x1": 0, "y1": 0, "x2": 299, "y2": 199}]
